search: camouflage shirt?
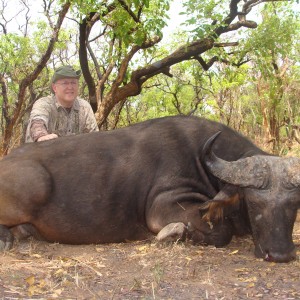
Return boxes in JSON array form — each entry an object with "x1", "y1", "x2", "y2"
[{"x1": 25, "y1": 95, "x2": 99, "y2": 143}]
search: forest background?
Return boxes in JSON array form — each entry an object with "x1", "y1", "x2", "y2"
[{"x1": 0, "y1": 0, "x2": 299, "y2": 156}]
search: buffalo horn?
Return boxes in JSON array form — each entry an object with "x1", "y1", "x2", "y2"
[
  {"x1": 202, "y1": 132, "x2": 270, "y2": 188},
  {"x1": 282, "y1": 157, "x2": 300, "y2": 188}
]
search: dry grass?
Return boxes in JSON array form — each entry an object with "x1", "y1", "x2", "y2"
[{"x1": 0, "y1": 214, "x2": 299, "y2": 299}]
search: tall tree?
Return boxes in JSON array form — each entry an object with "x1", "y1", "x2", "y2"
[
  {"x1": 0, "y1": 0, "x2": 71, "y2": 154},
  {"x1": 240, "y1": 3, "x2": 300, "y2": 151},
  {"x1": 0, "y1": 0, "x2": 295, "y2": 154},
  {"x1": 73, "y1": 0, "x2": 288, "y2": 127}
]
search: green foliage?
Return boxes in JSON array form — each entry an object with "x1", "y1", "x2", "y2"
[
  {"x1": 181, "y1": 0, "x2": 228, "y2": 38},
  {"x1": 69, "y1": 0, "x2": 170, "y2": 46},
  {"x1": 243, "y1": 3, "x2": 299, "y2": 71},
  {"x1": 241, "y1": 3, "x2": 300, "y2": 144},
  {"x1": 0, "y1": 33, "x2": 36, "y2": 113},
  {"x1": 0, "y1": 14, "x2": 75, "y2": 132},
  {"x1": 1, "y1": 0, "x2": 300, "y2": 154},
  {"x1": 117, "y1": 58, "x2": 217, "y2": 126},
  {"x1": 0, "y1": 19, "x2": 72, "y2": 78},
  {"x1": 0, "y1": 34, "x2": 34, "y2": 74}
]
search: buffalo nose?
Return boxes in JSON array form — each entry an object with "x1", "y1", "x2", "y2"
[{"x1": 263, "y1": 248, "x2": 297, "y2": 263}]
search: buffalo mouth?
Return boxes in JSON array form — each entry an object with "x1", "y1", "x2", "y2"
[{"x1": 254, "y1": 245, "x2": 297, "y2": 263}]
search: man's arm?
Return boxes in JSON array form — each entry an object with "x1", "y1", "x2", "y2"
[
  {"x1": 25, "y1": 97, "x2": 59, "y2": 142},
  {"x1": 30, "y1": 119, "x2": 58, "y2": 142}
]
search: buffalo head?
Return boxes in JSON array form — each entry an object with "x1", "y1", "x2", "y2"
[{"x1": 203, "y1": 132, "x2": 300, "y2": 263}]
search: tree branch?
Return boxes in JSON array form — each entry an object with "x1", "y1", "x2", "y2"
[
  {"x1": 117, "y1": 0, "x2": 141, "y2": 23},
  {"x1": 0, "y1": 74, "x2": 9, "y2": 127},
  {"x1": 95, "y1": 0, "x2": 288, "y2": 127},
  {"x1": 1, "y1": 1, "x2": 71, "y2": 155},
  {"x1": 214, "y1": 42, "x2": 239, "y2": 47},
  {"x1": 79, "y1": 4, "x2": 116, "y2": 112},
  {"x1": 96, "y1": 37, "x2": 214, "y2": 125},
  {"x1": 79, "y1": 12, "x2": 98, "y2": 111}
]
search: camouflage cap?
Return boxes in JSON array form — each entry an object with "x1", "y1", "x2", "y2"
[{"x1": 51, "y1": 65, "x2": 81, "y2": 84}]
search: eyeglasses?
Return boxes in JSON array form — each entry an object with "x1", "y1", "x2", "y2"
[{"x1": 55, "y1": 81, "x2": 78, "y2": 87}]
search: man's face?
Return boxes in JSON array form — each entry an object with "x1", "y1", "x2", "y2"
[{"x1": 52, "y1": 78, "x2": 79, "y2": 107}]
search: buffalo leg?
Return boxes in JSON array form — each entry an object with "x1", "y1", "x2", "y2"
[
  {"x1": 147, "y1": 198, "x2": 233, "y2": 247},
  {"x1": 0, "y1": 225, "x2": 14, "y2": 251},
  {"x1": 156, "y1": 220, "x2": 233, "y2": 247},
  {"x1": 10, "y1": 224, "x2": 44, "y2": 241},
  {"x1": 156, "y1": 222, "x2": 188, "y2": 242},
  {"x1": 0, "y1": 160, "x2": 51, "y2": 250},
  {"x1": 200, "y1": 220, "x2": 233, "y2": 247},
  {"x1": 155, "y1": 222, "x2": 207, "y2": 244}
]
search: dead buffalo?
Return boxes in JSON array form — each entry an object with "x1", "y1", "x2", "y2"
[{"x1": 0, "y1": 116, "x2": 299, "y2": 263}]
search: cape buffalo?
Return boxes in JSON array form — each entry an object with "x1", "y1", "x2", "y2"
[{"x1": 0, "y1": 116, "x2": 299, "y2": 262}]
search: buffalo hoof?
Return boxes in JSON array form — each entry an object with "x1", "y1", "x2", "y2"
[
  {"x1": 0, "y1": 225, "x2": 14, "y2": 251},
  {"x1": 255, "y1": 246, "x2": 297, "y2": 263},
  {"x1": 203, "y1": 221, "x2": 233, "y2": 247},
  {"x1": 156, "y1": 222, "x2": 188, "y2": 242},
  {"x1": 10, "y1": 224, "x2": 42, "y2": 240}
]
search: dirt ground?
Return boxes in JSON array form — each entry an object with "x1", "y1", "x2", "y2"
[{"x1": 0, "y1": 214, "x2": 299, "y2": 300}]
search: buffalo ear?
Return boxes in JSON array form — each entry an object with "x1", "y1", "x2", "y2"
[{"x1": 200, "y1": 184, "x2": 240, "y2": 221}]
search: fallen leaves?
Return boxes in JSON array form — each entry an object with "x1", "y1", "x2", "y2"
[
  {"x1": 25, "y1": 274, "x2": 63, "y2": 297},
  {"x1": 241, "y1": 276, "x2": 257, "y2": 283},
  {"x1": 1, "y1": 249, "x2": 107, "y2": 298},
  {"x1": 0, "y1": 216, "x2": 299, "y2": 299},
  {"x1": 25, "y1": 275, "x2": 35, "y2": 286}
]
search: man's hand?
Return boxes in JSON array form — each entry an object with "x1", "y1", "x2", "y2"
[{"x1": 37, "y1": 134, "x2": 58, "y2": 142}]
